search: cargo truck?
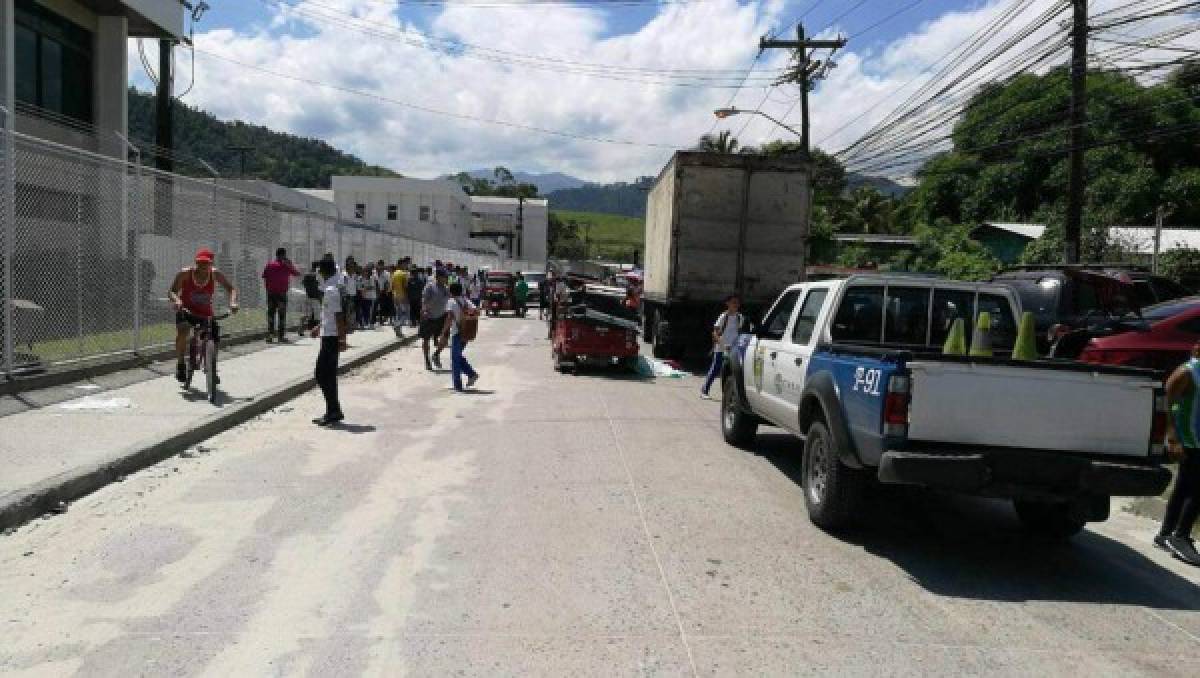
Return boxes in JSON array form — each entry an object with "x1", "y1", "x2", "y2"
[{"x1": 641, "y1": 151, "x2": 812, "y2": 359}]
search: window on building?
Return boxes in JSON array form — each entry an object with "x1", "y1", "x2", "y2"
[
  {"x1": 15, "y1": 0, "x2": 94, "y2": 124},
  {"x1": 419, "y1": 206, "x2": 431, "y2": 222},
  {"x1": 387, "y1": 204, "x2": 397, "y2": 220},
  {"x1": 354, "y1": 203, "x2": 365, "y2": 219}
]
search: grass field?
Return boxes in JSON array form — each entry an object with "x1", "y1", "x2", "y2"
[{"x1": 552, "y1": 210, "x2": 643, "y2": 244}]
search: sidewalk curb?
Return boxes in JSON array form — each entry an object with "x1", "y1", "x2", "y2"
[{"x1": 0, "y1": 334, "x2": 417, "y2": 533}]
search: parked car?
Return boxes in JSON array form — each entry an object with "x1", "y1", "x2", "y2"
[
  {"x1": 1079, "y1": 297, "x2": 1200, "y2": 372},
  {"x1": 521, "y1": 271, "x2": 547, "y2": 306},
  {"x1": 993, "y1": 266, "x2": 1191, "y2": 353},
  {"x1": 720, "y1": 274, "x2": 1171, "y2": 538}
]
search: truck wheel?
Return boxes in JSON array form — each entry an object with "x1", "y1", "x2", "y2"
[
  {"x1": 1013, "y1": 500, "x2": 1086, "y2": 540},
  {"x1": 802, "y1": 421, "x2": 865, "y2": 532},
  {"x1": 720, "y1": 377, "x2": 757, "y2": 448}
]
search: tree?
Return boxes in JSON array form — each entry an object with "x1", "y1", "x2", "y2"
[
  {"x1": 907, "y1": 66, "x2": 1200, "y2": 232},
  {"x1": 696, "y1": 130, "x2": 740, "y2": 154},
  {"x1": 493, "y1": 166, "x2": 515, "y2": 186},
  {"x1": 891, "y1": 219, "x2": 999, "y2": 281}
]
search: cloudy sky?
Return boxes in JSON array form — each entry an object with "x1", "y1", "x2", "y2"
[{"x1": 130, "y1": 0, "x2": 1197, "y2": 183}]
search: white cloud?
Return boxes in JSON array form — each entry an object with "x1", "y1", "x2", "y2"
[{"x1": 135, "y1": 0, "x2": 1200, "y2": 183}]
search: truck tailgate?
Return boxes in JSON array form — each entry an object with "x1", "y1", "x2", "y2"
[{"x1": 906, "y1": 361, "x2": 1156, "y2": 457}]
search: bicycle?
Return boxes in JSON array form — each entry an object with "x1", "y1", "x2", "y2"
[{"x1": 180, "y1": 309, "x2": 232, "y2": 403}]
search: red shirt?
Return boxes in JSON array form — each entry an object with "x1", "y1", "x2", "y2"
[
  {"x1": 262, "y1": 258, "x2": 300, "y2": 295},
  {"x1": 181, "y1": 271, "x2": 215, "y2": 318}
]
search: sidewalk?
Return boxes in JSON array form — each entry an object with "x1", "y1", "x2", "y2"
[{"x1": 0, "y1": 327, "x2": 411, "y2": 530}]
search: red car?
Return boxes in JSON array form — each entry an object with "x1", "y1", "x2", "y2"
[{"x1": 1079, "y1": 296, "x2": 1200, "y2": 372}]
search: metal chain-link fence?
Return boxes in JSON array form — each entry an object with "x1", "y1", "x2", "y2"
[{"x1": 0, "y1": 130, "x2": 538, "y2": 378}]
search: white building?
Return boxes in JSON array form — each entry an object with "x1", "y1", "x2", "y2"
[
  {"x1": 0, "y1": 0, "x2": 183, "y2": 157},
  {"x1": 323, "y1": 175, "x2": 548, "y2": 267}
]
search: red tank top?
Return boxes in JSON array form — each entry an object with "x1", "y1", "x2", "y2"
[{"x1": 181, "y1": 270, "x2": 215, "y2": 317}]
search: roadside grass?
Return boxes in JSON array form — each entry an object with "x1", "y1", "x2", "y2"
[
  {"x1": 552, "y1": 210, "x2": 643, "y2": 259},
  {"x1": 20, "y1": 311, "x2": 274, "y2": 367}
]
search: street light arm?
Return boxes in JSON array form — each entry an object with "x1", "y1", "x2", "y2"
[{"x1": 712, "y1": 107, "x2": 803, "y2": 141}]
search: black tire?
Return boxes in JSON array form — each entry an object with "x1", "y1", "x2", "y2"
[
  {"x1": 802, "y1": 420, "x2": 866, "y2": 532},
  {"x1": 720, "y1": 376, "x2": 758, "y2": 448},
  {"x1": 205, "y1": 339, "x2": 218, "y2": 403},
  {"x1": 184, "y1": 340, "x2": 196, "y2": 389},
  {"x1": 1013, "y1": 500, "x2": 1086, "y2": 540}
]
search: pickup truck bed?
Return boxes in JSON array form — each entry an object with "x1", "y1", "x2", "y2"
[{"x1": 720, "y1": 276, "x2": 1171, "y2": 539}]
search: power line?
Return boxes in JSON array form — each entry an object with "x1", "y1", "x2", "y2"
[
  {"x1": 816, "y1": 0, "x2": 1039, "y2": 151},
  {"x1": 191, "y1": 48, "x2": 685, "y2": 148},
  {"x1": 260, "y1": 0, "x2": 785, "y2": 83},
  {"x1": 838, "y1": 0, "x2": 1067, "y2": 164}
]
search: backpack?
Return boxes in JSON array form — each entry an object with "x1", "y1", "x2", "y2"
[
  {"x1": 302, "y1": 273, "x2": 321, "y2": 300},
  {"x1": 457, "y1": 299, "x2": 480, "y2": 341}
]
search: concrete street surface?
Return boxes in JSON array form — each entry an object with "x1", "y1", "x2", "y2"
[
  {"x1": 0, "y1": 328, "x2": 401, "y2": 520},
  {"x1": 3, "y1": 315, "x2": 1200, "y2": 676}
]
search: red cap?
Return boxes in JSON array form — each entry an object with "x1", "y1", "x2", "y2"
[{"x1": 195, "y1": 248, "x2": 214, "y2": 263}]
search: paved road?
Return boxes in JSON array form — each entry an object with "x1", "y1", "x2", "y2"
[{"x1": 3, "y1": 315, "x2": 1200, "y2": 676}]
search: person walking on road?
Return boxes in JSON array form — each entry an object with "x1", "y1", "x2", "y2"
[
  {"x1": 391, "y1": 261, "x2": 410, "y2": 336},
  {"x1": 262, "y1": 247, "x2": 300, "y2": 343},
  {"x1": 407, "y1": 266, "x2": 424, "y2": 328},
  {"x1": 440, "y1": 281, "x2": 479, "y2": 392},
  {"x1": 311, "y1": 258, "x2": 347, "y2": 427},
  {"x1": 421, "y1": 269, "x2": 451, "y2": 371},
  {"x1": 360, "y1": 263, "x2": 379, "y2": 329},
  {"x1": 702, "y1": 295, "x2": 743, "y2": 399},
  {"x1": 1160, "y1": 343, "x2": 1200, "y2": 566},
  {"x1": 514, "y1": 274, "x2": 529, "y2": 316}
]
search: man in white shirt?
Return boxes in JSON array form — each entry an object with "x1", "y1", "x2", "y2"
[
  {"x1": 312, "y1": 258, "x2": 348, "y2": 426},
  {"x1": 702, "y1": 295, "x2": 743, "y2": 398}
]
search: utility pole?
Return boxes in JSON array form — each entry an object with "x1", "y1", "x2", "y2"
[
  {"x1": 1152, "y1": 205, "x2": 1165, "y2": 274},
  {"x1": 1064, "y1": 0, "x2": 1088, "y2": 264},
  {"x1": 155, "y1": 39, "x2": 173, "y2": 172},
  {"x1": 760, "y1": 24, "x2": 846, "y2": 155},
  {"x1": 228, "y1": 145, "x2": 254, "y2": 178},
  {"x1": 516, "y1": 195, "x2": 524, "y2": 259}
]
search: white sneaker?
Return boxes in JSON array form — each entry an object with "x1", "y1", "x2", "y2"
[{"x1": 466, "y1": 374, "x2": 479, "y2": 389}]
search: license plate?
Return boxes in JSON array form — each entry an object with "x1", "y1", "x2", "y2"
[{"x1": 596, "y1": 326, "x2": 608, "y2": 333}]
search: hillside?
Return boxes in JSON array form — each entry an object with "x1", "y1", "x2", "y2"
[
  {"x1": 546, "y1": 179, "x2": 653, "y2": 218},
  {"x1": 127, "y1": 89, "x2": 396, "y2": 187},
  {"x1": 464, "y1": 169, "x2": 585, "y2": 194},
  {"x1": 550, "y1": 210, "x2": 643, "y2": 260}
]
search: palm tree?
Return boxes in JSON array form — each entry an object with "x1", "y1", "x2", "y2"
[{"x1": 696, "y1": 130, "x2": 740, "y2": 154}]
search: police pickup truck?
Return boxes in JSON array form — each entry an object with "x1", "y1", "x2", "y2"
[{"x1": 720, "y1": 275, "x2": 1172, "y2": 537}]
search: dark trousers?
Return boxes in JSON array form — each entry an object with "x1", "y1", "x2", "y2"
[
  {"x1": 315, "y1": 336, "x2": 342, "y2": 417},
  {"x1": 1163, "y1": 449, "x2": 1200, "y2": 537},
  {"x1": 266, "y1": 292, "x2": 288, "y2": 339},
  {"x1": 702, "y1": 352, "x2": 725, "y2": 395}
]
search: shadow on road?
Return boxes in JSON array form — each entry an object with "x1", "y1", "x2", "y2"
[
  {"x1": 750, "y1": 430, "x2": 1200, "y2": 610},
  {"x1": 328, "y1": 423, "x2": 377, "y2": 434}
]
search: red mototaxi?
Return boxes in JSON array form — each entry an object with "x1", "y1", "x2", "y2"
[
  {"x1": 484, "y1": 271, "x2": 524, "y2": 317},
  {"x1": 552, "y1": 280, "x2": 640, "y2": 372}
]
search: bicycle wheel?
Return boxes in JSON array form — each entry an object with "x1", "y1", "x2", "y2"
[
  {"x1": 184, "y1": 338, "x2": 197, "y2": 389},
  {"x1": 205, "y1": 339, "x2": 217, "y2": 403}
]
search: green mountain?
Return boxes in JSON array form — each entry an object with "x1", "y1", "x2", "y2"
[
  {"x1": 127, "y1": 88, "x2": 396, "y2": 187},
  {"x1": 546, "y1": 179, "x2": 654, "y2": 218}
]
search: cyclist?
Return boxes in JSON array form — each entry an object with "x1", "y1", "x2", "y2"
[{"x1": 169, "y1": 247, "x2": 239, "y2": 382}]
